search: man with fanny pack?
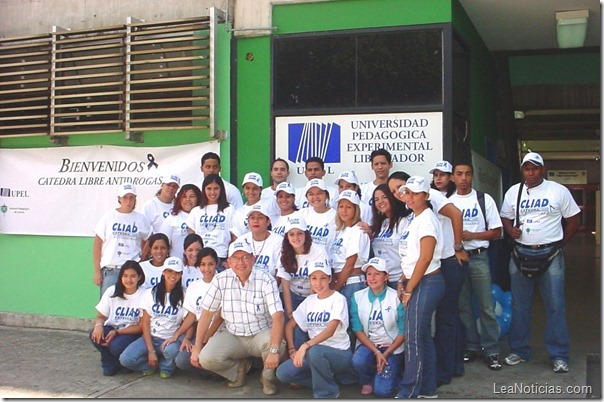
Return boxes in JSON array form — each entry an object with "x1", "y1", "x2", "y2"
[
  {"x1": 500, "y1": 152, "x2": 580, "y2": 373},
  {"x1": 450, "y1": 162, "x2": 504, "y2": 371}
]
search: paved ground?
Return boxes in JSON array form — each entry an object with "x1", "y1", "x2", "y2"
[{"x1": 0, "y1": 324, "x2": 597, "y2": 399}]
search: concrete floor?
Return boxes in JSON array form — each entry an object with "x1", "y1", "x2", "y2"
[{"x1": 0, "y1": 232, "x2": 599, "y2": 399}]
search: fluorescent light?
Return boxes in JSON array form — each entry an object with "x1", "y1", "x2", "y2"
[{"x1": 556, "y1": 10, "x2": 589, "y2": 48}]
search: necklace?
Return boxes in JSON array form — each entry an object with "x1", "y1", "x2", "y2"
[{"x1": 251, "y1": 232, "x2": 269, "y2": 261}]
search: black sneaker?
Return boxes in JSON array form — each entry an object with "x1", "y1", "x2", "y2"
[
  {"x1": 486, "y1": 354, "x2": 502, "y2": 370},
  {"x1": 463, "y1": 350, "x2": 479, "y2": 363}
]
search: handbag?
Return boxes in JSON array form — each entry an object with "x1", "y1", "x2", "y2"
[{"x1": 512, "y1": 243, "x2": 561, "y2": 278}]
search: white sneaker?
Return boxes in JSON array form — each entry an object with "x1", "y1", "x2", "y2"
[
  {"x1": 553, "y1": 360, "x2": 569, "y2": 373},
  {"x1": 505, "y1": 353, "x2": 525, "y2": 366}
]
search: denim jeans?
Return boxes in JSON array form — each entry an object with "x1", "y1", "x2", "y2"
[
  {"x1": 435, "y1": 256, "x2": 466, "y2": 384},
  {"x1": 338, "y1": 279, "x2": 367, "y2": 301},
  {"x1": 100, "y1": 267, "x2": 120, "y2": 298},
  {"x1": 119, "y1": 334, "x2": 184, "y2": 375},
  {"x1": 508, "y1": 247, "x2": 569, "y2": 362},
  {"x1": 396, "y1": 272, "x2": 444, "y2": 398},
  {"x1": 175, "y1": 336, "x2": 213, "y2": 375},
  {"x1": 458, "y1": 251, "x2": 500, "y2": 356},
  {"x1": 276, "y1": 344, "x2": 357, "y2": 398},
  {"x1": 352, "y1": 344, "x2": 403, "y2": 397},
  {"x1": 89, "y1": 325, "x2": 140, "y2": 375},
  {"x1": 289, "y1": 291, "x2": 310, "y2": 349}
]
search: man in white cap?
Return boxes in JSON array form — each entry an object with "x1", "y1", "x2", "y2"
[
  {"x1": 190, "y1": 239, "x2": 285, "y2": 395},
  {"x1": 500, "y1": 152, "x2": 580, "y2": 373},
  {"x1": 93, "y1": 182, "x2": 151, "y2": 297}
]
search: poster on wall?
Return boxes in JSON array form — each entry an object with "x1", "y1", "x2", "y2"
[
  {"x1": 275, "y1": 112, "x2": 443, "y2": 189},
  {"x1": 0, "y1": 142, "x2": 219, "y2": 237}
]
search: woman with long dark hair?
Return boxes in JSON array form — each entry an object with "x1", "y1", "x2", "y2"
[{"x1": 160, "y1": 183, "x2": 202, "y2": 261}]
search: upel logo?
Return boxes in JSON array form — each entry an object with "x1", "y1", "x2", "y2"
[{"x1": 288, "y1": 122, "x2": 341, "y2": 163}]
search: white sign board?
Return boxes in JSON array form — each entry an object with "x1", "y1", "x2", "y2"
[
  {"x1": 0, "y1": 142, "x2": 218, "y2": 236},
  {"x1": 275, "y1": 112, "x2": 443, "y2": 188},
  {"x1": 548, "y1": 170, "x2": 588, "y2": 185}
]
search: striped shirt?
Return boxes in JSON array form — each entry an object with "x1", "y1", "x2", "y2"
[{"x1": 201, "y1": 268, "x2": 283, "y2": 336}]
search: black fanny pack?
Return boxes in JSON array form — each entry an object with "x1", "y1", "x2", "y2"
[{"x1": 512, "y1": 243, "x2": 562, "y2": 278}]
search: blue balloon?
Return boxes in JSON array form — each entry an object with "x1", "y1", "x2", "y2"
[
  {"x1": 502, "y1": 291, "x2": 512, "y2": 308},
  {"x1": 491, "y1": 284, "x2": 504, "y2": 306},
  {"x1": 497, "y1": 313, "x2": 511, "y2": 338}
]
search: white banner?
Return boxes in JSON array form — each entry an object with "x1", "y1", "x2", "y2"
[
  {"x1": 0, "y1": 142, "x2": 219, "y2": 236},
  {"x1": 275, "y1": 112, "x2": 443, "y2": 188}
]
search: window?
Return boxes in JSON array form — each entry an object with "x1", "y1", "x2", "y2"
[{"x1": 273, "y1": 28, "x2": 443, "y2": 112}]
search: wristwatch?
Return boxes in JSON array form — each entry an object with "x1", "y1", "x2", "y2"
[
  {"x1": 454, "y1": 242, "x2": 464, "y2": 252},
  {"x1": 269, "y1": 347, "x2": 279, "y2": 354}
]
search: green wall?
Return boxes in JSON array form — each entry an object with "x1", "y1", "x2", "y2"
[
  {"x1": 509, "y1": 53, "x2": 600, "y2": 86},
  {"x1": 0, "y1": 25, "x2": 232, "y2": 320}
]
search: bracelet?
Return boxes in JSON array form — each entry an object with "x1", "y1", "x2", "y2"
[
  {"x1": 288, "y1": 347, "x2": 295, "y2": 351},
  {"x1": 304, "y1": 342, "x2": 311, "y2": 349},
  {"x1": 94, "y1": 323, "x2": 103, "y2": 327},
  {"x1": 115, "y1": 329, "x2": 120, "y2": 335},
  {"x1": 402, "y1": 291, "x2": 412, "y2": 296},
  {"x1": 148, "y1": 350, "x2": 157, "y2": 354},
  {"x1": 184, "y1": 338, "x2": 191, "y2": 341}
]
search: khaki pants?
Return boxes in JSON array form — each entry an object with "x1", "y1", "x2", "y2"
[{"x1": 198, "y1": 329, "x2": 285, "y2": 382}]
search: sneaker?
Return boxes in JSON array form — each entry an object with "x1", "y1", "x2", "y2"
[
  {"x1": 227, "y1": 358, "x2": 251, "y2": 388},
  {"x1": 463, "y1": 349, "x2": 479, "y2": 363},
  {"x1": 417, "y1": 394, "x2": 438, "y2": 398},
  {"x1": 553, "y1": 360, "x2": 569, "y2": 373},
  {"x1": 504, "y1": 353, "x2": 526, "y2": 366},
  {"x1": 103, "y1": 368, "x2": 118, "y2": 376},
  {"x1": 159, "y1": 371, "x2": 172, "y2": 379},
  {"x1": 260, "y1": 376, "x2": 278, "y2": 395},
  {"x1": 361, "y1": 384, "x2": 373, "y2": 395},
  {"x1": 486, "y1": 354, "x2": 502, "y2": 370},
  {"x1": 142, "y1": 368, "x2": 156, "y2": 376}
]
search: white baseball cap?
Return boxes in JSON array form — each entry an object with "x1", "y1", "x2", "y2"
[
  {"x1": 429, "y1": 161, "x2": 453, "y2": 174},
  {"x1": 117, "y1": 182, "x2": 137, "y2": 197},
  {"x1": 304, "y1": 178, "x2": 327, "y2": 194},
  {"x1": 162, "y1": 256, "x2": 184, "y2": 273},
  {"x1": 246, "y1": 202, "x2": 271, "y2": 219},
  {"x1": 162, "y1": 174, "x2": 181, "y2": 186},
  {"x1": 399, "y1": 176, "x2": 430, "y2": 194},
  {"x1": 308, "y1": 260, "x2": 332, "y2": 277},
  {"x1": 334, "y1": 170, "x2": 359, "y2": 186},
  {"x1": 521, "y1": 152, "x2": 544, "y2": 167},
  {"x1": 361, "y1": 257, "x2": 388, "y2": 273},
  {"x1": 337, "y1": 189, "x2": 360, "y2": 206},
  {"x1": 228, "y1": 238, "x2": 253, "y2": 257},
  {"x1": 242, "y1": 172, "x2": 263, "y2": 187},
  {"x1": 284, "y1": 214, "x2": 307, "y2": 233},
  {"x1": 275, "y1": 182, "x2": 295, "y2": 196}
]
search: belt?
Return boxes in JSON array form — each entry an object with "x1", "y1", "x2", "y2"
[
  {"x1": 346, "y1": 275, "x2": 365, "y2": 285},
  {"x1": 516, "y1": 241, "x2": 560, "y2": 250},
  {"x1": 104, "y1": 264, "x2": 120, "y2": 270},
  {"x1": 425, "y1": 269, "x2": 441, "y2": 276},
  {"x1": 467, "y1": 247, "x2": 487, "y2": 256}
]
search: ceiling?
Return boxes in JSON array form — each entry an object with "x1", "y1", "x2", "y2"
[{"x1": 458, "y1": 0, "x2": 601, "y2": 162}]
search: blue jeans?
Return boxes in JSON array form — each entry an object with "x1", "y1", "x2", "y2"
[
  {"x1": 100, "y1": 267, "x2": 120, "y2": 298},
  {"x1": 458, "y1": 251, "x2": 500, "y2": 356},
  {"x1": 289, "y1": 291, "x2": 310, "y2": 349},
  {"x1": 90, "y1": 326, "x2": 140, "y2": 375},
  {"x1": 276, "y1": 344, "x2": 357, "y2": 398},
  {"x1": 175, "y1": 336, "x2": 213, "y2": 376},
  {"x1": 508, "y1": 247, "x2": 569, "y2": 362},
  {"x1": 352, "y1": 344, "x2": 403, "y2": 397},
  {"x1": 338, "y1": 279, "x2": 367, "y2": 301},
  {"x1": 396, "y1": 272, "x2": 444, "y2": 398},
  {"x1": 119, "y1": 334, "x2": 184, "y2": 375},
  {"x1": 435, "y1": 256, "x2": 466, "y2": 384}
]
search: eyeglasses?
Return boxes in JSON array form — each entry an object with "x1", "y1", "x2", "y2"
[{"x1": 229, "y1": 255, "x2": 251, "y2": 263}]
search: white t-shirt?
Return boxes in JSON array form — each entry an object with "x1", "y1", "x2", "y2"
[
  {"x1": 271, "y1": 212, "x2": 299, "y2": 237},
  {"x1": 237, "y1": 231, "x2": 284, "y2": 278},
  {"x1": 183, "y1": 279, "x2": 212, "y2": 320},
  {"x1": 371, "y1": 216, "x2": 411, "y2": 282},
  {"x1": 182, "y1": 264, "x2": 203, "y2": 290},
  {"x1": 142, "y1": 196, "x2": 174, "y2": 234},
  {"x1": 429, "y1": 189, "x2": 455, "y2": 259},
  {"x1": 295, "y1": 184, "x2": 339, "y2": 210},
  {"x1": 294, "y1": 291, "x2": 350, "y2": 351},
  {"x1": 500, "y1": 179, "x2": 580, "y2": 246},
  {"x1": 299, "y1": 207, "x2": 337, "y2": 251},
  {"x1": 94, "y1": 209, "x2": 151, "y2": 268},
  {"x1": 186, "y1": 204, "x2": 234, "y2": 258},
  {"x1": 330, "y1": 225, "x2": 370, "y2": 273},
  {"x1": 159, "y1": 211, "x2": 190, "y2": 261},
  {"x1": 277, "y1": 244, "x2": 329, "y2": 297},
  {"x1": 140, "y1": 288, "x2": 186, "y2": 340},
  {"x1": 96, "y1": 285, "x2": 144, "y2": 329},
  {"x1": 399, "y1": 208, "x2": 443, "y2": 279},
  {"x1": 139, "y1": 260, "x2": 164, "y2": 290},
  {"x1": 360, "y1": 181, "x2": 378, "y2": 207},
  {"x1": 359, "y1": 201, "x2": 373, "y2": 225},
  {"x1": 450, "y1": 189, "x2": 503, "y2": 251}
]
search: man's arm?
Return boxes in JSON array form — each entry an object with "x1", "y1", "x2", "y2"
[{"x1": 561, "y1": 214, "x2": 580, "y2": 247}]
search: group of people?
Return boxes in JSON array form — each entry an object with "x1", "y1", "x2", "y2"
[{"x1": 91, "y1": 149, "x2": 580, "y2": 398}]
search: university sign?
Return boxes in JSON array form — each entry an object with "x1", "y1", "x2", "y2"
[{"x1": 276, "y1": 112, "x2": 443, "y2": 188}]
